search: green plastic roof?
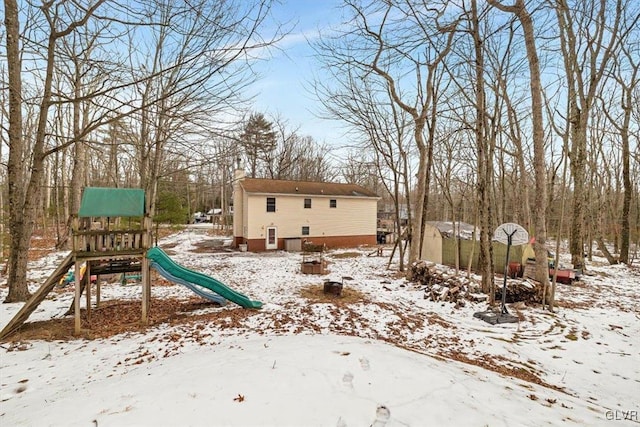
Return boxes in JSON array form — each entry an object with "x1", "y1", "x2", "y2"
[{"x1": 78, "y1": 187, "x2": 145, "y2": 218}]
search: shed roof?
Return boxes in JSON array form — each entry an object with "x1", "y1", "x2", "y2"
[
  {"x1": 239, "y1": 178, "x2": 379, "y2": 198},
  {"x1": 427, "y1": 221, "x2": 478, "y2": 240},
  {"x1": 78, "y1": 187, "x2": 145, "y2": 218}
]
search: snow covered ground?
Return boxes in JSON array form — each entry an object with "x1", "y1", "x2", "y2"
[{"x1": 1, "y1": 227, "x2": 639, "y2": 426}]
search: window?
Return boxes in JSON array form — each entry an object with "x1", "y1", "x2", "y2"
[
  {"x1": 266, "y1": 197, "x2": 276, "y2": 212},
  {"x1": 302, "y1": 226, "x2": 310, "y2": 236},
  {"x1": 304, "y1": 198, "x2": 312, "y2": 209},
  {"x1": 330, "y1": 199, "x2": 337, "y2": 208}
]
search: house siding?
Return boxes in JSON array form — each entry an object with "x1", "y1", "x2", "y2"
[
  {"x1": 242, "y1": 193, "x2": 377, "y2": 251},
  {"x1": 245, "y1": 234, "x2": 376, "y2": 252},
  {"x1": 246, "y1": 195, "x2": 377, "y2": 239},
  {"x1": 246, "y1": 194, "x2": 376, "y2": 241},
  {"x1": 232, "y1": 173, "x2": 379, "y2": 251}
]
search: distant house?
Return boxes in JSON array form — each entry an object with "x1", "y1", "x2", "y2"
[
  {"x1": 233, "y1": 170, "x2": 380, "y2": 251},
  {"x1": 378, "y1": 203, "x2": 409, "y2": 225}
]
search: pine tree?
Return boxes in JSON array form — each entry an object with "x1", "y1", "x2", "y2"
[{"x1": 239, "y1": 113, "x2": 276, "y2": 178}]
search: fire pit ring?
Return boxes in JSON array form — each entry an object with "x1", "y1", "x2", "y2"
[{"x1": 323, "y1": 280, "x2": 343, "y2": 296}]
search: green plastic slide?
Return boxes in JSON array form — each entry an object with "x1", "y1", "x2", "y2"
[{"x1": 147, "y1": 247, "x2": 262, "y2": 309}]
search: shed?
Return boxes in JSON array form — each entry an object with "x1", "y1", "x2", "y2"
[
  {"x1": 420, "y1": 221, "x2": 479, "y2": 265},
  {"x1": 420, "y1": 221, "x2": 524, "y2": 270}
]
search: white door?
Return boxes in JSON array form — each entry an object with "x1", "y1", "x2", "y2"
[{"x1": 266, "y1": 227, "x2": 277, "y2": 250}]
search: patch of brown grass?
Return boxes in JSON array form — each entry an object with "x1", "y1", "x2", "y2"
[
  {"x1": 443, "y1": 351, "x2": 566, "y2": 393},
  {"x1": 329, "y1": 252, "x2": 362, "y2": 259},
  {"x1": 299, "y1": 284, "x2": 368, "y2": 305},
  {"x1": 425, "y1": 313, "x2": 453, "y2": 328},
  {"x1": 191, "y1": 240, "x2": 233, "y2": 254},
  {"x1": 590, "y1": 269, "x2": 611, "y2": 278},
  {"x1": 26, "y1": 228, "x2": 59, "y2": 261},
  {"x1": 160, "y1": 242, "x2": 179, "y2": 250},
  {"x1": 555, "y1": 299, "x2": 594, "y2": 309},
  {"x1": 2, "y1": 297, "x2": 259, "y2": 342}
]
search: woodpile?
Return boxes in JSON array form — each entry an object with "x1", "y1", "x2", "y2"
[
  {"x1": 408, "y1": 260, "x2": 543, "y2": 307},
  {"x1": 408, "y1": 261, "x2": 484, "y2": 308},
  {"x1": 303, "y1": 242, "x2": 326, "y2": 253},
  {"x1": 495, "y1": 279, "x2": 543, "y2": 304}
]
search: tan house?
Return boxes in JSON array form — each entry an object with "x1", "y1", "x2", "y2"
[{"x1": 233, "y1": 170, "x2": 379, "y2": 251}]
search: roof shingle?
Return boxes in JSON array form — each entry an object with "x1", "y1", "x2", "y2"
[{"x1": 239, "y1": 178, "x2": 379, "y2": 198}]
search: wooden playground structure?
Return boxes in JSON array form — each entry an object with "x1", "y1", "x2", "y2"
[{"x1": 0, "y1": 188, "x2": 153, "y2": 340}]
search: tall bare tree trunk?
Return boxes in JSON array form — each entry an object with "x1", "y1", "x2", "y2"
[
  {"x1": 4, "y1": 1, "x2": 104, "y2": 302},
  {"x1": 471, "y1": 0, "x2": 495, "y2": 297},
  {"x1": 619, "y1": 103, "x2": 632, "y2": 265},
  {"x1": 555, "y1": 0, "x2": 626, "y2": 271},
  {"x1": 599, "y1": 43, "x2": 638, "y2": 265},
  {"x1": 489, "y1": 0, "x2": 551, "y2": 299},
  {"x1": 4, "y1": 0, "x2": 31, "y2": 301},
  {"x1": 69, "y1": 63, "x2": 87, "y2": 218}
]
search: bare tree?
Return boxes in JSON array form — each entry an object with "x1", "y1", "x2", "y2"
[
  {"x1": 288, "y1": 136, "x2": 337, "y2": 182},
  {"x1": 1, "y1": 0, "x2": 282, "y2": 302},
  {"x1": 483, "y1": 22, "x2": 533, "y2": 231},
  {"x1": 432, "y1": 128, "x2": 472, "y2": 272},
  {"x1": 488, "y1": 0, "x2": 550, "y2": 304},
  {"x1": 586, "y1": 115, "x2": 621, "y2": 264},
  {"x1": 598, "y1": 35, "x2": 639, "y2": 264},
  {"x1": 315, "y1": 69, "x2": 414, "y2": 270},
  {"x1": 3, "y1": 0, "x2": 23, "y2": 284},
  {"x1": 128, "y1": 0, "x2": 283, "y2": 216},
  {"x1": 261, "y1": 117, "x2": 303, "y2": 180},
  {"x1": 314, "y1": 0, "x2": 458, "y2": 265},
  {"x1": 3, "y1": 0, "x2": 105, "y2": 302},
  {"x1": 463, "y1": 0, "x2": 496, "y2": 295},
  {"x1": 552, "y1": 0, "x2": 635, "y2": 270}
]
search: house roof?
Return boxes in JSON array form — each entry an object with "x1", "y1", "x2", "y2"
[
  {"x1": 78, "y1": 187, "x2": 145, "y2": 218},
  {"x1": 239, "y1": 178, "x2": 379, "y2": 198}
]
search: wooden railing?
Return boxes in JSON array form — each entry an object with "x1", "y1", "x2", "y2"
[
  {"x1": 73, "y1": 229, "x2": 148, "y2": 253},
  {"x1": 71, "y1": 216, "x2": 152, "y2": 255}
]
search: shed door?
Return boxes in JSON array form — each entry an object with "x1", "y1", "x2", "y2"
[{"x1": 266, "y1": 227, "x2": 277, "y2": 250}]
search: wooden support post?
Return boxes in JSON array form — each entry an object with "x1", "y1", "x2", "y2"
[
  {"x1": 85, "y1": 263, "x2": 91, "y2": 321},
  {"x1": 142, "y1": 215, "x2": 152, "y2": 247},
  {"x1": 71, "y1": 216, "x2": 79, "y2": 252},
  {"x1": 74, "y1": 260, "x2": 81, "y2": 334},
  {"x1": 96, "y1": 271, "x2": 101, "y2": 308},
  {"x1": 141, "y1": 256, "x2": 150, "y2": 325},
  {"x1": 141, "y1": 214, "x2": 152, "y2": 325}
]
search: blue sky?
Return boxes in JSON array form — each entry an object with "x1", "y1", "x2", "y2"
[{"x1": 249, "y1": 0, "x2": 348, "y2": 148}]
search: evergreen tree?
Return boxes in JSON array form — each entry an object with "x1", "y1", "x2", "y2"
[{"x1": 239, "y1": 113, "x2": 276, "y2": 178}]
